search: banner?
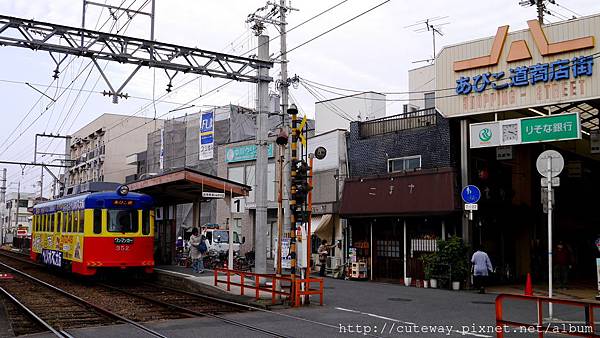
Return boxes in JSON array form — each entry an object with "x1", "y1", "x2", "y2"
[{"x1": 199, "y1": 110, "x2": 214, "y2": 160}]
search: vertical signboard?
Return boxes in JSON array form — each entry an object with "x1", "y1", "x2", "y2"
[{"x1": 199, "y1": 110, "x2": 214, "y2": 160}]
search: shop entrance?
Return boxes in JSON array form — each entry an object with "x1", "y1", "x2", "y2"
[{"x1": 467, "y1": 108, "x2": 600, "y2": 287}]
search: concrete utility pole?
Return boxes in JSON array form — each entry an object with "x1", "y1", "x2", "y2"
[
  {"x1": 255, "y1": 34, "x2": 271, "y2": 274},
  {"x1": 279, "y1": 0, "x2": 292, "y2": 235},
  {"x1": 537, "y1": 0, "x2": 545, "y2": 24},
  {"x1": 14, "y1": 181, "x2": 20, "y2": 231}
]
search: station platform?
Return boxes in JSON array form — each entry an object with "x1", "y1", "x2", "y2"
[
  {"x1": 487, "y1": 283, "x2": 599, "y2": 300},
  {"x1": 154, "y1": 265, "x2": 290, "y2": 308}
]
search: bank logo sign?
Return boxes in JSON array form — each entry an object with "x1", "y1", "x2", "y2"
[
  {"x1": 479, "y1": 128, "x2": 492, "y2": 142},
  {"x1": 470, "y1": 112, "x2": 580, "y2": 149},
  {"x1": 435, "y1": 15, "x2": 600, "y2": 118}
]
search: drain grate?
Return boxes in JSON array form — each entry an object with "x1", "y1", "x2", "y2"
[
  {"x1": 471, "y1": 301, "x2": 494, "y2": 305},
  {"x1": 388, "y1": 298, "x2": 412, "y2": 302}
]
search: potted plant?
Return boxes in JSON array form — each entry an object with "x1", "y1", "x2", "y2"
[
  {"x1": 421, "y1": 253, "x2": 437, "y2": 288},
  {"x1": 436, "y1": 236, "x2": 469, "y2": 290}
]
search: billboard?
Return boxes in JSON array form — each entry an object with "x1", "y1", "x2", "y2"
[
  {"x1": 199, "y1": 110, "x2": 214, "y2": 160},
  {"x1": 436, "y1": 16, "x2": 600, "y2": 118}
]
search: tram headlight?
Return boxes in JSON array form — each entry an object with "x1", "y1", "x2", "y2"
[{"x1": 117, "y1": 185, "x2": 129, "y2": 196}]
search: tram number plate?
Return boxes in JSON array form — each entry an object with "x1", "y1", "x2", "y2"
[
  {"x1": 42, "y1": 249, "x2": 62, "y2": 267},
  {"x1": 114, "y1": 238, "x2": 134, "y2": 245}
]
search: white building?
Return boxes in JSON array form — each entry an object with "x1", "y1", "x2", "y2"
[
  {"x1": 66, "y1": 113, "x2": 163, "y2": 194},
  {"x1": 1, "y1": 192, "x2": 35, "y2": 243},
  {"x1": 315, "y1": 92, "x2": 386, "y2": 134}
]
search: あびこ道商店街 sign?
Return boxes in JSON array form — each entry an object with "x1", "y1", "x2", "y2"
[
  {"x1": 520, "y1": 113, "x2": 580, "y2": 143},
  {"x1": 469, "y1": 113, "x2": 580, "y2": 148}
]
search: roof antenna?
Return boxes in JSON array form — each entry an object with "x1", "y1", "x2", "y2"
[{"x1": 405, "y1": 17, "x2": 450, "y2": 64}]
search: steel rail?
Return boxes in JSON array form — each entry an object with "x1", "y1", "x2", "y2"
[
  {"x1": 0, "y1": 286, "x2": 68, "y2": 338},
  {"x1": 0, "y1": 261, "x2": 168, "y2": 338},
  {"x1": 99, "y1": 283, "x2": 291, "y2": 338}
]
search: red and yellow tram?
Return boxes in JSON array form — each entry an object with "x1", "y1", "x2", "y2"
[{"x1": 30, "y1": 186, "x2": 154, "y2": 276}]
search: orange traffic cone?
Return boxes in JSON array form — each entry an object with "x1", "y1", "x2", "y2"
[{"x1": 524, "y1": 273, "x2": 533, "y2": 296}]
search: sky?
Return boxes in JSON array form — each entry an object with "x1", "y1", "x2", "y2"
[{"x1": 0, "y1": 0, "x2": 599, "y2": 195}]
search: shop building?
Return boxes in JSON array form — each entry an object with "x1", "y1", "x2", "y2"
[
  {"x1": 419, "y1": 14, "x2": 600, "y2": 284},
  {"x1": 340, "y1": 109, "x2": 461, "y2": 281}
]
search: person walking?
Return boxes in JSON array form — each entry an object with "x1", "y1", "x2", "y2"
[
  {"x1": 471, "y1": 246, "x2": 493, "y2": 294},
  {"x1": 318, "y1": 239, "x2": 335, "y2": 277},
  {"x1": 189, "y1": 227, "x2": 205, "y2": 274},
  {"x1": 554, "y1": 241, "x2": 572, "y2": 289}
]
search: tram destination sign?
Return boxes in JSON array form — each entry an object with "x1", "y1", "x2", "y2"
[{"x1": 470, "y1": 113, "x2": 580, "y2": 148}]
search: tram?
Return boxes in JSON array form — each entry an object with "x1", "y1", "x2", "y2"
[{"x1": 30, "y1": 185, "x2": 155, "y2": 276}]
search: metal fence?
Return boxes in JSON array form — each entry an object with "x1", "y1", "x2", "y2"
[{"x1": 359, "y1": 108, "x2": 437, "y2": 138}]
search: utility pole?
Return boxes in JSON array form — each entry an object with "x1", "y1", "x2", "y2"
[
  {"x1": 254, "y1": 34, "x2": 271, "y2": 274},
  {"x1": 39, "y1": 167, "x2": 44, "y2": 200},
  {"x1": 247, "y1": 1, "x2": 298, "y2": 237},
  {"x1": 0, "y1": 168, "x2": 5, "y2": 244},
  {"x1": 14, "y1": 181, "x2": 20, "y2": 232},
  {"x1": 519, "y1": 0, "x2": 546, "y2": 24}
]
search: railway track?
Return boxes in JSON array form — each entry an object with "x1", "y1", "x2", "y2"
[
  {"x1": 0, "y1": 250, "x2": 292, "y2": 337},
  {"x1": 0, "y1": 258, "x2": 168, "y2": 337}
]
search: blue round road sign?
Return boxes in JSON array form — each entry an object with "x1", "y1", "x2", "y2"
[{"x1": 461, "y1": 185, "x2": 481, "y2": 204}]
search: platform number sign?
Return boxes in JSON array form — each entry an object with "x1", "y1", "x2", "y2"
[{"x1": 231, "y1": 197, "x2": 245, "y2": 214}]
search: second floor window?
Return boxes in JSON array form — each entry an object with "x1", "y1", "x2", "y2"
[{"x1": 388, "y1": 155, "x2": 422, "y2": 173}]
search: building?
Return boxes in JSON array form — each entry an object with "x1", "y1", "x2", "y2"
[
  {"x1": 66, "y1": 113, "x2": 163, "y2": 194},
  {"x1": 408, "y1": 14, "x2": 600, "y2": 285},
  {"x1": 340, "y1": 108, "x2": 460, "y2": 281},
  {"x1": 1, "y1": 192, "x2": 36, "y2": 243},
  {"x1": 315, "y1": 92, "x2": 386, "y2": 134}
]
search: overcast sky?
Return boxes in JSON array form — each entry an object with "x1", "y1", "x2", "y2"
[{"x1": 0, "y1": 0, "x2": 599, "y2": 195}]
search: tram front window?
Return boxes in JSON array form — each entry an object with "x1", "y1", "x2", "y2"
[{"x1": 107, "y1": 209, "x2": 139, "y2": 233}]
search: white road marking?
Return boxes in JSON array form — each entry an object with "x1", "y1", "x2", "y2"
[{"x1": 335, "y1": 307, "x2": 492, "y2": 338}]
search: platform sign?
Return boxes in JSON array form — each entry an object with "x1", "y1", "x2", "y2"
[
  {"x1": 202, "y1": 192, "x2": 225, "y2": 199},
  {"x1": 461, "y1": 185, "x2": 481, "y2": 204}
]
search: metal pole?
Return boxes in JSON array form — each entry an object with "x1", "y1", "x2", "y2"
[
  {"x1": 276, "y1": 147, "x2": 284, "y2": 276},
  {"x1": 370, "y1": 222, "x2": 373, "y2": 281},
  {"x1": 150, "y1": 0, "x2": 155, "y2": 40},
  {"x1": 81, "y1": 0, "x2": 86, "y2": 47},
  {"x1": 289, "y1": 105, "x2": 298, "y2": 280},
  {"x1": 14, "y1": 182, "x2": 20, "y2": 232},
  {"x1": 460, "y1": 119, "x2": 471, "y2": 246},
  {"x1": 307, "y1": 155, "x2": 314, "y2": 277},
  {"x1": 40, "y1": 167, "x2": 44, "y2": 200},
  {"x1": 254, "y1": 34, "x2": 270, "y2": 275},
  {"x1": 403, "y1": 220, "x2": 407, "y2": 285},
  {"x1": 547, "y1": 156, "x2": 553, "y2": 318},
  {"x1": 227, "y1": 218, "x2": 233, "y2": 269}
]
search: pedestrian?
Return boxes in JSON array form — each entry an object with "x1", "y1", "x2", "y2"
[
  {"x1": 318, "y1": 239, "x2": 335, "y2": 277},
  {"x1": 189, "y1": 227, "x2": 205, "y2": 274},
  {"x1": 554, "y1": 241, "x2": 572, "y2": 289},
  {"x1": 471, "y1": 245, "x2": 493, "y2": 294}
]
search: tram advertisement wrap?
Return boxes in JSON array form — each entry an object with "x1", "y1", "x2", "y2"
[{"x1": 33, "y1": 233, "x2": 83, "y2": 263}]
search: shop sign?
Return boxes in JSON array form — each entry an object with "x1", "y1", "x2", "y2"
[
  {"x1": 470, "y1": 113, "x2": 580, "y2": 148},
  {"x1": 436, "y1": 17, "x2": 600, "y2": 118},
  {"x1": 225, "y1": 143, "x2": 274, "y2": 163},
  {"x1": 521, "y1": 113, "x2": 580, "y2": 143},
  {"x1": 470, "y1": 122, "x2": 500, "y2": 148}
]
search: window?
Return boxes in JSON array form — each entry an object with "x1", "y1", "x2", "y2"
[
  {"x1": 93, "y1": 209, "x2": 102, "y2": 234},
  {"x1": 245, "y1": 165, "x2": 255, "y2": 203},
  {"x1": 142, "y1": 210, "x2": 151, "y2": 235},
  {"x1": 424, "y1": 92, "x2": 435, "y2": 109},
  {"x1": 79, "y1": 210, "x2": 85, "y2": 233},
  {"x1": 107, "y1": 209, "x2": 139, "y2": 233},
  {"x1": 18, "y1": 199, "x2": 28, "y2": 208},
  {"x1": 50, "y1": 214, "x2": 55, "y2": 232},
  {"x1": 73, "y1": 211, "x2": 79, "y2": 233},
  {"x1": 228, "y1": 167, "x2": 244, "y2": 184},
  {"x1": 388, "y1": 155, "x2": 422, "y2": 173},
  {"x1": 65, "y1": 212, "x2": 71, "y2": 233},
  {"x1": 57, "y1": 212, "x2": 63, "y2": 233}
]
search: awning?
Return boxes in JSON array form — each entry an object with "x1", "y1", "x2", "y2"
[
  {"x1": 339, "y1": 168, "x2": 459, "y2": 217},
  {"x1": 311, "y1": 214, "x2": 333, "y2": 239}
]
